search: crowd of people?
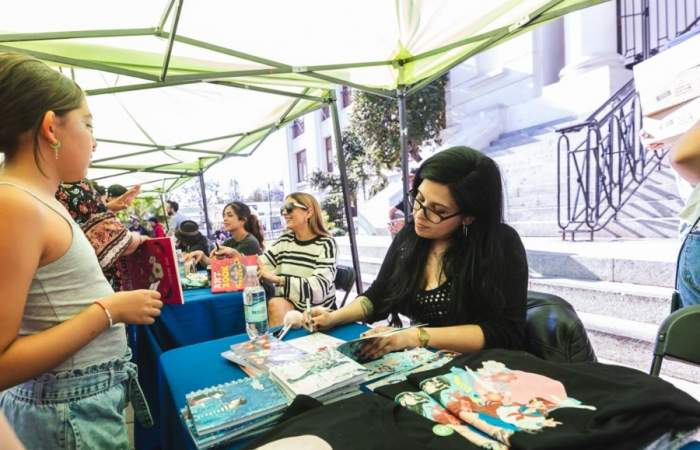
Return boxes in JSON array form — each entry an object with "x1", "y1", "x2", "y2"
[{"x1": 1, "y1": 49, "x2": 698, "y2": 449}]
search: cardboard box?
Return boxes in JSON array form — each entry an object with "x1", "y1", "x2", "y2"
[
  {"x1": 641, "y1": 96, "x2": 700, "y2": 146},
  {"x1": 634, "y1": 32, "x2": 700, "y2": 116}
]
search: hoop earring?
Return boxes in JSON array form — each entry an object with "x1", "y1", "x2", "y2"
[
  {"x1": 462, "y1": 223, "x2": 469, "y2": 238},
  {"x1": 50, "y1": 140, "x2": 61, "y2": 160}
]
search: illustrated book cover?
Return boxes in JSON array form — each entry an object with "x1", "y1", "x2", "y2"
[
  {"x1": 185, "y1": 374, "x2": 288, "y2": 435},
  {"x1": 117, "y1": 236, "x2": 183, "y2": 305},
  {"x1": 210, "y1": 254, "x2": 258, "y2": 293}
]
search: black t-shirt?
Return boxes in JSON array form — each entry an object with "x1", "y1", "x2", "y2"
[
  {"x1": 375, "y1": 349, "x2": 700, "y2": 450},
  {"x1": 223, "y1": 233, "x2": 262, "y2": 256},
  {"x1": 245, "y1": 394, "x2": 480, "y2": 450}
]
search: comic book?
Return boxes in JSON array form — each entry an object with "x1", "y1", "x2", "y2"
[
  {"x1": 185, "y1": 374, "x2": 288, "y2": 436},
  {"x1": 269, "y1": 348, "x2": 368, "y2": 401},
  {"x1": 224, "y1": 334, "x2": 307, "y2": 373},
  {"x1": 210, "y1": 254, "x2": 258, "y2": 293},
  {"x1": 117, "y1": 236, "x2": 183, "y2": 304}
]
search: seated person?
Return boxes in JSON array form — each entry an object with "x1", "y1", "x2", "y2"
[
  {"x1": 175, "y1": 220, "x2": 210, "y2": 271},
  {"x1": 258, "y1": 193, "x2": 337, "y2": 327},
  {"x1": 148, "y1": 216, "x2": 166, "y2": 238},
  {"x1": 186, "y1": 201, "x2": 264, "y2": 268},
  {"x1": 312, "y1": 147, "x2": 528, "y2": 359}
]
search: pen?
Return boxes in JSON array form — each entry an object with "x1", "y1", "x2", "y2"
[{"x1": 306, "y1": 298, "x2": 314, "y2": 333}]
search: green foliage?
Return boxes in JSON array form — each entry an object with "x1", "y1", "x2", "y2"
[
  {"x1": 116, "y1": 196, "x2": 163, "y2": 223},
  {"x1": 349, "y1": 75, "x2": 447, "y2": 173},
  {"x1": 309, "y1": 170, "x2": 349, "y2": 235}
]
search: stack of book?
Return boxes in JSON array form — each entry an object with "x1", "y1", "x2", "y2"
[
  {"x1": 182, "y1": 374, "x2": 288, "y2": 449},
  {"x1": 268, "y1": 347, "x2": 369, "y2": 404},
  {"x1": 221, "y1": 334, "x2": 308, "y2": 377}
]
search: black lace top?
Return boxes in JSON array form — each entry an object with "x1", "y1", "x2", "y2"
[{"x1": 413, "y1": 281, "x2": 452, "y2": 325}]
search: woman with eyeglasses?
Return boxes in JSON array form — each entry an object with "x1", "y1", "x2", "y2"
[
  {"x1": 185, "y1": 201, "x2": 264, "y2": 268},
  {"x1": 311, "y1": 147, "x2": 528, "y2": 360},
  {"x1": 258, "y1": 192, "x2": 337, "y2": 327}
]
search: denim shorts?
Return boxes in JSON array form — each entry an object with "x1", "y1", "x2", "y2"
[
  {"x1": 678, "y1": 230, "x2": 700, "y2": 307},
  {"x1": 0, "y1": 354, "x2": 152, "y2": 450}
]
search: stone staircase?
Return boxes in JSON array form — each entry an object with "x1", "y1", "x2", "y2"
[
  {"x1": 481, "y1": 127, "x2": 683, "y2": 239},
  {"x1": 336, "y1": 235, "x2": 699, "y2": 398}
]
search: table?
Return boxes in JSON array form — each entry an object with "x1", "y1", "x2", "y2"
[
  {"x1": 135, "y1": 288, "x2": 245, "y2": 450},
  {"x1": 159, "y1": 322, "x2": 370, "y2": 450}
]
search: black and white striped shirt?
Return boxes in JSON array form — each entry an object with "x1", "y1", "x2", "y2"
[{"x1": 260, "y1": 232, "x2": 337, "y2": 310}]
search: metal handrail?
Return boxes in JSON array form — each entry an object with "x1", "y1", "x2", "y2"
[
  {"x1": 556, "y1": 1, "x2": 699, "y2": 239},
  {"x1": 556, "y1": 81, "x2": 667, "y2": 240}
]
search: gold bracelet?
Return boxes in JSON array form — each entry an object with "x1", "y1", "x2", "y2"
[
  {"x1": 417, "y1": 327, "x2": 430, "y2": 348},
  {"x1": 94, "y1": 300, "x2": 114, "y2": 328}
]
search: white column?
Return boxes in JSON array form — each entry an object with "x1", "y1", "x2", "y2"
[
  {"x1": 559, "y1": 1, "x2": 629, "y2": 88},
  {"x1": 539, "y1": 1, "x2": 632, "y2": 114}
]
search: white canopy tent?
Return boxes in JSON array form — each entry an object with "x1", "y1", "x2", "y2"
[{"x1": 0, "y1": 0, "x2": 609, "y2": 290}]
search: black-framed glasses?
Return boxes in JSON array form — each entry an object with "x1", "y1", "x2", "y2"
[
  {"x1": 409, "y1": 192, "x2": 461, "y2": 224},
  {"x1": 280, "y1": 201, "x2": 308, "y2": 215}
]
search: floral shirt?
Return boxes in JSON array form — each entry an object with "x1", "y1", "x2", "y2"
[{"x1": 56, "y1": 180, "x2": 132, "y2": 290}]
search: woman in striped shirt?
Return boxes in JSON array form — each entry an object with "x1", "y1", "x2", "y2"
[{"x1": 259, "y1": 192, "x2": 337, "y2": 327}]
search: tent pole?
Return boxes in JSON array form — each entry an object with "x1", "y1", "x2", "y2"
[
  {"x1": 160, "y1": 193, "x2": 170, "y2": 232},
  {"x1": 197, "y1": 162, "x2": 213, "y2": 238},
  {"x1": 329, "y1": 98, "x2": 363, "y2": 294},
  {"x1": 397, "y1": 87, "x2": 411, "y2": 223}
]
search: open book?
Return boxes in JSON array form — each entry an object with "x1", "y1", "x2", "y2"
[
  {"x1": 336, "y1": 325, "x2": 426, "y2": 362},
  {"x1": 118, "y1": 236, "x2": 183, "y2": 305}
]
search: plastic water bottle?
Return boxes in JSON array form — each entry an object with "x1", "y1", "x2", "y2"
[{"x1": 243, "y1": 266, "x2": 268, "y2": 339}]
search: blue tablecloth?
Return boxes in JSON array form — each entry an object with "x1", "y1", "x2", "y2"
[
  {"x1": 159, "y1": 322, "x2": 370, "y2": 450},
  {"x1": 136, "y1": 288, "x2": 245, "y2": 450}
]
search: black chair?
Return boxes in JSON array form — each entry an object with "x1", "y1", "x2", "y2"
[
  {"x1": 525, "y1": 291, "x2": 597, "y2": 363},
  {"x1": 334, "y1": 265, "x2": 356, "y2": 308},
  {"x1": 649, "y1": 304, "x2": 700, "y2": 376}
]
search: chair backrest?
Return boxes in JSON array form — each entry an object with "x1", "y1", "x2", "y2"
[
  {"x1": 649, "y1": 304, "x2": 700, "y2": 376},
  {"x1": 334, "y1": 265, "x2": 356, "y2": 309},
  {"x1": 525, "y1": 291, "x2": 597, "y2": 363}
]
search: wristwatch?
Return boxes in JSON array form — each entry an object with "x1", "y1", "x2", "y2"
[{"x1": 418, "y1": 327, "x2": 430, "y2": 348}]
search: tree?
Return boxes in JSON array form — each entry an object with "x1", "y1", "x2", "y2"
[{"x1": 349, "y1": 75, "x2": 447, "y2": 174}]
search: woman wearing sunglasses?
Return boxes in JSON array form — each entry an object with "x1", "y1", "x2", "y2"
[
  {"x1": 258, "y1": 192, "x2": 337, "y2": 327},
  {"x1": 311, "y1": 147, "x2": 528, "y2": 360}
]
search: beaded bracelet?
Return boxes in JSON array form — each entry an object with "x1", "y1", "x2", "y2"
[{"x1": 94, "y1": 300, "x2": 114, "y2": 328}]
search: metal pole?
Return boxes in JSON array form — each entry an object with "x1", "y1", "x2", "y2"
[
  {"x1": 397, "y1": 87, "x2": 411, "y2": 222},
  {"x1": 268, "y1": 183, "x2": 272, "y2": 237},
  {"x1": 160, "y1": 193, "x2": 169, "y2": 232},
  {"x1": 329, "y1": 97, "x2": 363, "y2": 293},
  {"x1": 197, "y1": 161, "x2": 213, "y2": 238}
]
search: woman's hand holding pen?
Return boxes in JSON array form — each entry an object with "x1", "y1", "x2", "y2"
[{"x1": 309, "y1": 306, "x2": 337, "y2": 331}]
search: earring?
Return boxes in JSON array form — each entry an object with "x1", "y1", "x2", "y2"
[
  {"x1": 462, "y1": 223, "x2": 469, "y2": 238},
  {"x1": 50, "y1": 140, "x2": 61, "y2": 160}
]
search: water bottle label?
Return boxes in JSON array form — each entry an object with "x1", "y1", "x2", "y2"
[{"x1": 245, "y1": 291, "x2": 268, "y2": 323}]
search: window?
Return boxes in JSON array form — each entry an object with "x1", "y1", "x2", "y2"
[
  {"x1": 341, "y1": 85, "x2": 352, "y2": 108},
  {"x1": 292, "y1": 118, "x2": 305, "y2": 138},
  {"x1": 296, "y1": 149, "x2": 308, "y2": 182},
  {"x1": 325, "y1": 136, "x2": 334, "y2": 172},
  {"x1": 321, "y1": 105, "x2": 330, "y2": 121}
]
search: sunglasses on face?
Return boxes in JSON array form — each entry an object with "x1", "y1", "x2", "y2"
[{"x1": 280, "y1": 201, "x2": 309, "y2": 215}]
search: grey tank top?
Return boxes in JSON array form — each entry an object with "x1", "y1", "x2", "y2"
[{"x1": 0, "y1": 182, "x2": 127, "y2": 371}]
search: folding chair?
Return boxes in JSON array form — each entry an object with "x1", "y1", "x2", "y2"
[
  {"x1": 649, "y1": 304, "x2": 700, "y2": 376},
  {"x1": 334, "y1": 265, "x2": 356, "y2": 309}
]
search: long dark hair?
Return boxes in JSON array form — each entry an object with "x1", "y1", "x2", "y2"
[
  {"x1": 223, "y1": 201, "x2": 265, "y2": 248},
  {"x1": 383, "y1": 146, "x2": 506, "y2": 326}
]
